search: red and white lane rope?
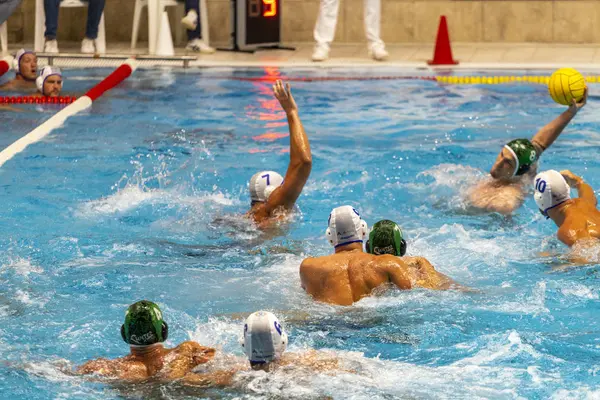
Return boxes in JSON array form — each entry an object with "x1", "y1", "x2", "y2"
[{"x1": 0, "y1": 58, "x2": 137, "y2": 168}]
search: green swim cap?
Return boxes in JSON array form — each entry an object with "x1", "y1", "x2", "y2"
[
  {"x1": 504, "y1": 139, "x2": 538, "y2": 176},
  {"x1": 120, "y1": 300, "x2": 168, "y2": 346},
  {"x1": 367, "y1": 220, "x2": 407, "y2": 257}
]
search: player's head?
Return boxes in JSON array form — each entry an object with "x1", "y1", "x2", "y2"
[
  {"x1": 491, "y1": 139, "x2": 538, "y2": 179},
  {"x1": 366, "y1": 219, "x2": 407, "y2": 256},
  {"x1": 325, "y1": 206, "x2": 368, "y2": 249},
  {"x1": 241, "y1": 311, "x2": 287, "y2": 370},
  {"x1": 534, "y1": 170, "x2": 571, "y2": 218},
  {"x1": 249, "y1": 171, "x2": 284, "y2": 205},
  {"x1": 36, "y1": 66, "x2": 63, "y2": 97},
  {"x1": 13, "y1": 49, "x2": 37, "y2": 81},
  {"x1": 121, "y1": 300, "x2": 169, "y2": 346}
]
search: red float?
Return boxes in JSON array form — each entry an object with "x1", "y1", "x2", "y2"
[
  {"x1": 0, "y1": 96, "x2": 78, "y2": 105},
  {"x1": 0, "y1": 60, "x2": 9, "y2": 78},
  {"x1": 85, "y1": 63, "x2": 134, "y2": 101}
]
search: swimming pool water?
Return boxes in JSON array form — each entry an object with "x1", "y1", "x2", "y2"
[{"x1": 1, "y1": 67, "x2": 600, "y2": 399}]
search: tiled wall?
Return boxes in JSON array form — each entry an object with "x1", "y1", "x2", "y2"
[{"x1": 5, "y1": 0, "x2": 593, "y2": 44}]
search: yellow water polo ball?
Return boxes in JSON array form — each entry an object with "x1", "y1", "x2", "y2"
[{"x1": 548, "y1": 68, "x2": 586, "y2": 106}]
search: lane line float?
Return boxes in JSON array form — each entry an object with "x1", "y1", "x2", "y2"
[{"x1": 0, "y1": 58, "x2": 137, "y2": 168}]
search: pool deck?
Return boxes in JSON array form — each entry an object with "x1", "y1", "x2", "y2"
[{"x1": 4, "y1": 42, "x2": 600, "y2": 70}]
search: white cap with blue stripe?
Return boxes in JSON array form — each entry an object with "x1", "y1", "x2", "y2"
[{"x1": 325, "y1": 205, "x2": 368, "y2": 248}]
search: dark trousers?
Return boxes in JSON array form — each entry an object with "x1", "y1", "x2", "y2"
[
  {"x1": 178, "y1": 0, "x2": 201, "y2": 40},
  {"x1": 44, "y1": 0, "x2": 106, "y2": 40}
]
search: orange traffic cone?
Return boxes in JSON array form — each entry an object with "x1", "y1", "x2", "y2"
[{"x1": 428, "y1": 16, "x2": 459, "y2": 66}]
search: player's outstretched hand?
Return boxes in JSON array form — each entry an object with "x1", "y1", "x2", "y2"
[
  {"x1": 273, "y1": 80, "x2": 298, "y2": 115},
  {"x1": 569, "y1": 87, "x2": 587, "y2": 115}
]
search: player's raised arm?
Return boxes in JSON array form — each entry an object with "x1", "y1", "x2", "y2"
[
  {"x1": 561, "y1": 170, "x2": 597, "y2": 206},
  {"x1": 264, "y1": 80, "x2": 312, "y2": 212},
  {"x1": 531, "y1": 89, "x2": 587, "y2": 153}
]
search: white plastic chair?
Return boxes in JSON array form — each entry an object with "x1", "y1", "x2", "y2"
[
  {"x1": 34, "y1": 0, "x2": 107, "y2": 53},
  {"x1": 0, "y1": 22, "x2": 7, "y2": 56},
  {"x1": 131, "y1": 0, "x2": 210, "y2": 54}
]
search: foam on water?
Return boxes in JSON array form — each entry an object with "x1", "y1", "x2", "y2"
[
  {"x1": 1, "y1": 257, "x2": 44, "y2": 277},
  {"x1": 551, "y1": 388, "x2": 600, "y2": 400},
  {"x1": 76, "y1": 184, "x2": 160, "y2": 216}
]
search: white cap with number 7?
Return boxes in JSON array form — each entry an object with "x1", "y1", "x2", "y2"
[{"x1": 249, "y1": 171, "x2": 284, "y2": 203}]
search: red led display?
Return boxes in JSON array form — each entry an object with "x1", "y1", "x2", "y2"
[{"x1": 248, "y1": 0, "x2": 277, "y2": 17}]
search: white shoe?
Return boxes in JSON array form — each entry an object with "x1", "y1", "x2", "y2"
[
  {"x1": 44, "y1": 39, "x2": 59, "y2": 54},
  {"x1": 181, "y1": 10, "x2": 198, "y2": 31},
  {"x1": 81, "y1": 38, "x2": 96, "y2": 54},
  {"x1": 370, "y1": 44, "x2": 389, "y2": 61},
  {"x1": 312, "y1": 44, "x2": 329, "y2": 62},
  {"x1": 186, "y1": 39, "x2": 215, "y2": 54}
]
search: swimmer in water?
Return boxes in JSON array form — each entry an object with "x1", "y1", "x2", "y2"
[
  {"x1": 77, "y1": 300, "x2": 215, "y2": 382},
  {"x1": 467, "y1": 90, "x2": 587, "y2": 215},
  {"x1": 35, "y1": 66, "x2": 63, "y2": 98},
  {"x1": 299, "y1": 206, "x2": 456, "y2": 306},
  {"x1": 184, "y1": 311, "x2": 347, "y2": 387},
  {"x1": 0, "y1": 49, "x2": 38, "y2": 90},
  {"x1": 534, "y1": 169, "x2": 600, "y2": 249},
  {"x1": 246, "y1": 80, "x2": 312, "y2": 226}
]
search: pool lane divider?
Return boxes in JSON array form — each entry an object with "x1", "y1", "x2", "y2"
[
  {"x1": 233, "y1": 75, "x2": 600, "y2": 84},
  {"x1": 0, "y1": 58, "x2": 137, "y2": 168},
  {"x1": 0, "y1": 96, "x2": 78, "y2": 104}
]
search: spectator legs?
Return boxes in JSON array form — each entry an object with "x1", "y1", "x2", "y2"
[
  {"x1": 364, "y1": 0, "x2": 383, "y2": 49},
  {"x1": 85, "y1": 0, "x2": 105, "y2": 40},
  {"x1": 313, "y1": 0, "x2": 340, "y2": 48},
  {"x1": 184, "y1": 0, "x2": 201, "y2": 40},
  {"x1": 43, "y1": 0, "x2": 61, "y2": 40}
]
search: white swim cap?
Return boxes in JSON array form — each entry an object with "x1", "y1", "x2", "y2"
[
  {"x1": 325, "y1": 205, "x2": 368, "y2": 248},
  {"x1": 249, "y1": 171, "x2": 283, "y2": 203},
  {"x1": 12, "y1": 48, "x2": 34, "y2": 75},
  {"x1": 36, "y1": 66, "x2": 63, "y2": 95},
  {"x1": 534, "y1": 170, "x2": 571, "y2": 216},
  {"x1": 242, "y1": 311, "x2": 287, "y2": 363}
]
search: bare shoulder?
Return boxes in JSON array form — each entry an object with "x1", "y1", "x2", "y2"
[
  {"x1": 372, "y1": 254, "x2": 402, "y2": 267},
  {"x1": 467, "y1": 179, "x2": 525, "y2": 214},
  {"x1": 300, "y1": 256, "x2": 322, "y2": 271},
  {"x1": 77, "y1": 358, "x2": 110, "y2": 374},
  {"x1": 175, "y1": 341, "x2": 200, "y2": 352},
  {"x1": 175, "y1": 341, "x2": 214, "y2": 354},
  {"x1": 176, "y1": 341, "x2": 216, "y2": 364},
  {"x1": 404, "y1": 256, "x2": 433, "y2": 266},
  {"x1": 77, "y1": 357, "x2": 133, "y2": 376}
]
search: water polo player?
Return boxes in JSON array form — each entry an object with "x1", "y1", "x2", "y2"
[
  {"x1": 184, "y1": 311, "x2": 347, "y2": 387},
  {"x1": 246, "y1": 80, "x2": 312, "y2": 226},
  {"x1": 78, "y1": 300, "x2": 215, "y2": 381},
  {"x1": 0, "y1": 49, "x2": 38, "y2": 89},
  {"x1": 36, "y1": 66, "x2": 63, "y2": 97},
  {"x1": 534, "y1": 169, "x2": 600, "y2": 248},
  {"x1": 300, "y1": 206, "x2": 455, "y2": 306},
  {"x1": 467, "y1": 89, "x2": 587, "y2": 215}
]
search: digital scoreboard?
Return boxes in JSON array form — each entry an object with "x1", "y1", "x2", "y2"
[{"x1": 235, "y1": 0, "x2": 281, "y2": 49}]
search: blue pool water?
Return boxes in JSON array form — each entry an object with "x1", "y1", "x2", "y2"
[{"x1": 1, "y1": 67, "x2": 600, "y2": 399}]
